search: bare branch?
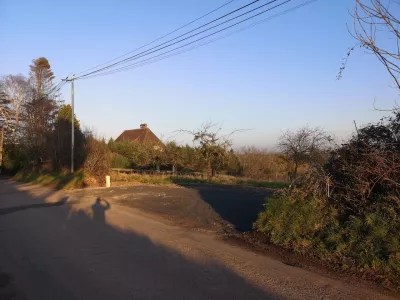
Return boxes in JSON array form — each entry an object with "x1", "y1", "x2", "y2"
[{"x1": 339, "y1": 0, "x2": 400, "y2": 90}]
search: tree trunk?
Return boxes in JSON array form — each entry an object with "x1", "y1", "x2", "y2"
[
  {"x1": 12, "y1": 89, "x2": 22, "y2": 141},
  {"x1": 172, "y1": 164, "x2": 176, "y2": 175},
  {"x1": 292, "y1": 162, "x2": 299, "y2": 182},
  {"x1": 211, "y1": 167, "x2": 216, "y2": 178}
]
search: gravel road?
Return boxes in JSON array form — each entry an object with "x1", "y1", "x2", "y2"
[{"x1": 0, "y1": 179, "x2": 397, "y2": 300}]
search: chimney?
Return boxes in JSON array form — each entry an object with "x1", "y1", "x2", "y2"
[{"x1": 140, "y1": 123, "x2": 148, "y2": 129}]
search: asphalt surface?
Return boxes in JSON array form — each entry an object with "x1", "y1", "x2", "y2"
[{"x1": 0, "y1": 179, "x2": 397, "y2": 300}]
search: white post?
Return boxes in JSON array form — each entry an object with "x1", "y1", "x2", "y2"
[{"x1": 105, "y1": 175, "x2": 111, "y2": 188}]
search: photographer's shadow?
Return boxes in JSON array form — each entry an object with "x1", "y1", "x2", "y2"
[{"x1": 91, "y1": 198, "x2": 110, "y2": 224}]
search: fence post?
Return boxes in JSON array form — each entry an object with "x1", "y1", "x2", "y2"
[{"x1": 326, "y1": 177, "x2": 330, "y2": 197}]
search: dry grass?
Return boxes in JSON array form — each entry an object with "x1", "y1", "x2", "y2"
[
  {"x1": 236, "y1": 147, "x2": 310, "y2": 181},
  {"x1": 111, "y1": 171, "x2": 289, "y2": 189},
  {"x1": 13, "y1": 170, "x2": 101, "y2": 190},
  {"x1": 236, "y1": 147, "x2": 289, "y2": 181}
]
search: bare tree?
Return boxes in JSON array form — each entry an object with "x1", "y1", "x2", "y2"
[
  {"x1": 0, "y1": 75, "x2": 31, "y2": 140},
  {"x1": 84, "y1": 135, "x2": 110, "y2": 180},
  {"x1": 179, "y1": 122, "x2": 242, "y2": 178},
  {"x1": 277, "y1": 126, "x2": 332, "y2": 181},
  {"x1": 0, "y1": 92, "x2": 12, "y2": 130},
  {"x1": 0, "y1": 92, "x2": 12, "y2": 169},
  {"x1": 339, "y1": 0, "x2": 400, "y2": 90}
]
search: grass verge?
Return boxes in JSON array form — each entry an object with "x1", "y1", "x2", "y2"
[
  {"x1": 112, "y1": 172, "x2": 289, "y2": 189},
  {"x1": 13, "y1": 171, "x2": 289, "y2": 190},
  {"x1": 13, "y1": 171, "x2": 89, "y2": 190}
]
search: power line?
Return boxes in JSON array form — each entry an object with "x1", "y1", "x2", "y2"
[
  {"x1": 75, "y1": 0, "x2": 238, "y2": 76},
  {"x1": 78, "y1": 0, "x2": 282, "y2": 79},
  {"x1": 80, "y1": 0, "x2": 318, "y2": 80},
  {"x1": 77, "y1": 0, "x2": 294, "y2": 79},
  {"x1": 77, "y1": 0, "x2": 268, "y2": 79}
]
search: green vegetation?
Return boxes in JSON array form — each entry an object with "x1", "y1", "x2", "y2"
[
  {"x1": 233, "y1": 179, "x2": 288, "y2": 189},
  {"x1": 112, "y1": 172, "x2": 288, "y2": 188},
  {"x1": 255, "y1": 191, "x2": 335, "y2": 251},
  {"x1": 255, "y1": 110, "x2": 400, "y2": 285},
  {"x1": 255, "y1": 192, "x2": 400, "y2": 284},
  {"x1": 2, "y1": 1, "x2": 399, "y2": 287},
  {"x1": 108, "y1": 134, "x2": 292, "y2": 183},
  {"x1": 13, "y1": 171, "x2": 87, "y2": 190},
  {"x1": 0, "y1": 57, "x2": 109, "y2": 184}
]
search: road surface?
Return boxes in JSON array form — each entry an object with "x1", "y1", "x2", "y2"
[{"x1": 0, "y1": 179, "x2": 397, "y2": 300}]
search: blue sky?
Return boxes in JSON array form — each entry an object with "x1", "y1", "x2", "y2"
[{"x1": 1, "y1": 0, "x2": 398, "y2": 148}]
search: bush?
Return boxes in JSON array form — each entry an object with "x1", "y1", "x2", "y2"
[
  {"x1": 255, "y1": 111, "x2": 400, "y2": 284},
  {"x1": 255, "y1": 191, "x2": 400, "y2": 282},
  {"x1": 2, "y1": 144, "x2": 26, "y2": 173},
  {"x1": 110, "y1": 152, "x2": 131, "y2": 169},
  {"x1": 84, "y1": 136, "x2": 110, "y2": 181},
  {"x1": 343, "y1": 205, "x2": 400, "y2": 277},
  {"x1": 325, "y1": 111, "x2": 399, "y2": 216},
  {"x1": 254, "y1": 190, "x2": 334, "y2": 251}
]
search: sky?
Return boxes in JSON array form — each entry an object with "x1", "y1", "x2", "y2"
[{"x1": 1, "y1": 0, "x2": 398, "y2": 149}]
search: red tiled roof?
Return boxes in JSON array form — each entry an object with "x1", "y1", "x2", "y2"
[{"x1": 115, "y1": 127, "x2": 162, "y2": 144}]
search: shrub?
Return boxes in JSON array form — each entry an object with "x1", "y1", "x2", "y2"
[
  {"x1": 324, "y1": 111, "x2": 399, "y2": 216},
  {"x1": 254, "y1": 190, "x2": 334, "y2": 251},
  {"x1": 84, "y1": 136, "x2": 110, "y2": 181},
  {"x1": 255, "y1": 111, "x2": 400, "y2": 284},
  {"x1": 110, "y1": 152, "x2": 131, "y2": 169},
  {"x1": 255, "y1": 191, "x2": 400, "y2": 282},
  {"x1": 343, "y1": 205, "x2": 400, "y2": 277},
  {"x1": 2, "y1": 144, "x2": 26, "y2": 173}
]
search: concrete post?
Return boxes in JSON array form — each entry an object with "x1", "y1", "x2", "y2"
[{"x1": 105, "y1": 175, "x2": 111, "y2": 188}]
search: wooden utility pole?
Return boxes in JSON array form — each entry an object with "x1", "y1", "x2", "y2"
[
  {"x1": 62, "y1": 74, "x2": 75, "y2": 173},
  {"x1": 71, "y1": 74, "x2": 75, "y2": 173}
]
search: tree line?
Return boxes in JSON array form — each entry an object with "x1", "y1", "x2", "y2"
[
  {"x1": 0, "y1": 59, "x2": 296, "y2": 183},
  {"x1": 0, "y1": 57, "x2": 310, "y2": 183},
  {"x1": 0, "y1": 57, "x2": 107, "y2": 180}
]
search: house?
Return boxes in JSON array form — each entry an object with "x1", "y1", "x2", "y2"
[{"x1": 115, "y1": 124, "x2": 163, "y2": 149}]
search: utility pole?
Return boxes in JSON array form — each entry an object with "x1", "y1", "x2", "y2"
[
  {"x1": 61, "y1": 74, "x2": 76, "y2": 173},
  {"x1": 71, "y1": 74, "x2": 75, "y2": 173},
  {"x1": 0, "y1": 127, "x2": 3, "y2": 172}
]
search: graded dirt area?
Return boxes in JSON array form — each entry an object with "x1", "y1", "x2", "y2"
[{"x1": 68, "y1": 183, "x2": 273, "y2": 233}]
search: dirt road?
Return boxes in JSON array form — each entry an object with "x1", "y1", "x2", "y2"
[
  {"x1": 0, "y1": 179, "x2": 397, "y2": 300},
  {"x1": 69, "y1": 183, "x2": 273, "y2": 232}
]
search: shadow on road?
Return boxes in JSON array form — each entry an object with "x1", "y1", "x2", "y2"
[
  {"x1": 175, "y1": 183, "x2": 273, "y2": 232},
  {"x1": 0, "y1": 180, "x2": 279, "y2": 299},
  {"x1": 91, "y1": 198, "x2": 110, "y2": 224},
  {"x1": 0, "y1": 197, "x2": 69, "y2": 216}
]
